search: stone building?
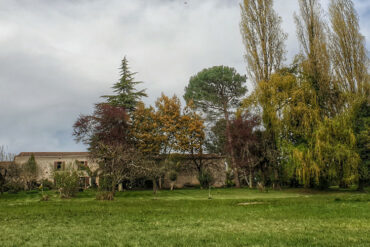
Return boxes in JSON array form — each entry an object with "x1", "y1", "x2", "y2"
[
  {"x1": 14, "y1": 152, "x2": 99, "y2": 188},
  {"x1": 13, "y1": 152, "x2": 227, "y2": 189}
]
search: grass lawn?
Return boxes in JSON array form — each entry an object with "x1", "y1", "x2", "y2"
[{"x1": 0, "y1": 188, "x2": 369, "y2": 246}]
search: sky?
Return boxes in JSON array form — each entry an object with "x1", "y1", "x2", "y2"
[{"x1": 0, "y1": 0, "x2": 369, "y2": 155}]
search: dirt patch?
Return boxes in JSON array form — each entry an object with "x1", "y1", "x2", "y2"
[{"x1": 237, "y1": 202, "x2": 266, "y2": 206}]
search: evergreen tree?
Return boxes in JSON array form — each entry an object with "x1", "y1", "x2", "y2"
[
  {"x1": 184, "y1": 66, "x2": 247, "y2": 187},
  {"x1": 103, "y1": 56, "x2": 147, "y2": 111},
  {"x1": 24, "y1": 153, "x2": 37, "y2": 190}
]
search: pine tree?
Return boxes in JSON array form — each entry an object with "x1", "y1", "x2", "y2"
[{"x1": 103, "y1": 56, "x2": 147, "y2": 111}]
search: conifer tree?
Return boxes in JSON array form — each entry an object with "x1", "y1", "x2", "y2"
[{"x1": 103, "y1": 56, "x2": 147, "y2": 111}]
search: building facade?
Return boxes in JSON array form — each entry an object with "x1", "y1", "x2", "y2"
[
  {"x1": 13, "y1": 152, "x2": 227, "y2": 189},
  {"x1": 14, "y1": 152, "x2": 99, "y2": 188}
]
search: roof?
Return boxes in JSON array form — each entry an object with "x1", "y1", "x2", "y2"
[
  {"x1": 16, "y1": 152, "x2": 90, "y2": 157},
  {"x1": 0, "y1": 161, "x2": 13, "y2": 168},
  {"x1": 15, "y1": 152, "x2": 223, "y2": 160},
  {"x1": 0, "y1": 161, "x2": 13, "y2": 165}
]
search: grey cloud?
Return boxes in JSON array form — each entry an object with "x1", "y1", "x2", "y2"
[{"x1": 0, "y1": 0, "x2": 368, "y2": 154}]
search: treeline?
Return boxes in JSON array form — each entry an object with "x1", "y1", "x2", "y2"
[
  {"x1": 73, "y1": 0, "x2": 368, "y2": 196},
  {"x1": 235, "y1": 0, "x2": 369, "y2": 190}
]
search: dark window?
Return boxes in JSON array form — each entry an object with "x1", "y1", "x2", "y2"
[
  {"x1": 54, "y1": 161, "x2": 64, "y2": 171},
  {"x1": 77, "y1": 160, "x2": 88, "y2": 170}
]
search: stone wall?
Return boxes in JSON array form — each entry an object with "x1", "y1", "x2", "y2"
[{"x1": 162, "y1": 155, "x2": 227, "y2": 189}]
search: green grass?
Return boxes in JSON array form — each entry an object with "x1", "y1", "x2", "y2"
[{"x1": 0, "y1": 188, "x2": 369, "y2": 247}]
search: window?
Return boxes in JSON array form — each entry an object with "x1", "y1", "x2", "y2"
[
  {"x1": 77, "y1": 160, "x2": 88, "y2": 170},
  {"x1": 54, "y1": 161, "x2": 64, "y2": 171}
]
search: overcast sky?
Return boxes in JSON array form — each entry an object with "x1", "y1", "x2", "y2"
[{"x1": 0, "y1": 0, "x2": 369, "y2": 155}]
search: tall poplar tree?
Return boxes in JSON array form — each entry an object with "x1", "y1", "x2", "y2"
[
  {"x1": 329, "y1": 0, "x2": 369, "y2": 96},
  {"x1": 240, "y1": 0, "x2": 287, "y2": 85},
  {"x1": 294, "y1": 0, "x2": 336, "y2": 116}
]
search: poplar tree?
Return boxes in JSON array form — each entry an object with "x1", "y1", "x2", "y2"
[
  {"x1": 294, "y1": 0, "x2": 336, "y2": 116},
  {"x1": 240, "y1": 0, "x2": 287, "y2": 84},
  {"x1": 329, "y1": 0, "x2": 369, "y2": 96}
]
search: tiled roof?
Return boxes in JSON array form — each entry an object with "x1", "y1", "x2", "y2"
[
  {"x1": 16, "y1": 152, "x2": 90, "y2": 157},
  {"x1": 0, "y1": 161, "x2": 13, "y2": 166},
  {"x1": 15, "y1": 152, "x2": 223, "y2": 159}
]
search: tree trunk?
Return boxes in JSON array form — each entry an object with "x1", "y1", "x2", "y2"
[
  {"x1": 170, "y1": 181, "x2": 174, "y2": 191},
  {"x1": 357, "y1": 179, "x2": 365, "y2": 192},
  {"x1": 224, "y1": 109, "x2": 240, "y2": 188},
  {"x1": 249, "y1": 166, "x2": 253, "y2": 189},
  {"x1": 273, "y1": 167, "x2": 281, "y2": 190},
  {"x1": 152, "y1": 178, "x2": 157, "y2": 195},
  {"x1": 111, "y1": 183, "x2": 116, "y2": 195}
]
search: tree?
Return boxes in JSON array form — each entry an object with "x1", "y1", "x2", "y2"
[
  {"x1": 240, "y1": 0, "x2": 287, "y2": 84},
  {"x1": 54, "y1": 168, "x2": 79, "y2": 198},
  {"x1": 244, "y1": 67, "x2": 321, "y2": 188},
  {"x1": 102, "y1": 56, "x2": 147, "y2": 111},
  {"x1": 184, "y1": 66, "x2": 247, "y2": 187},
  {"x1": 313, "y1": 113, "x2": 360, "y2": 189},
  {"x1": 73, "y1": 103, "x2": 139, "y2": 196},
  {"x1": 23, "y1": 154, "x2": 38, "y2": 190},
  {"x1": 229, "y1": 113, "x2": 261, "y2": 188},
  {"x1": 93, "y1": 143, "x2": 145, "y2": 195},
  {"x1": 0, "y1": 146, "x2": 14, "y2": 162},
  {"x1": 74, "y1": 103, "x2": 129, "y2": 152},
  {"x1": 177, "y1": 102, "x2": 206, "y2": 176},
  {"x1": 130, "y1": 102, "x2": 164, "y2": 157},
  {"x1": 294, "y1": 0, "x2": 336, "y2": 116},
  {"x1": 155, "y1": 94, "x2": 183, "y2": 154},
  {"x1": 205, "y1": 119, "x2": 226, "y2": 155},
  {"x1": 0, "y1": 146, "x2": 14, "y2": 194},
  {"x1": 131, "y1": 95, "x2": 206, "y2": 193},
  {"x1": 130, "y1": 101, "x2": 168, "y2": 194},
  {"x1": 351, "y1": 97, "x2": 370, "y2": 191},
  {"x1": 329, "y1": 0, "x2": 369, "y2": 96}
]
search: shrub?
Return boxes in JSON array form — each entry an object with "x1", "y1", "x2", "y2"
[
  {"x1": 40, "y1": 194, "x2": 50, "y2": 201},
  {"x1": 40, "y1": 179, "x2": 54, "y2": 190},
  {"x1": 198, "y1": 170, "x2": 214, "y2": 189},
  {"x1": 99, "y1": 175, "x2": 114, "y2": 192},
  {"x1": 169, "y1": 171, "x2": 178, "y2": 181},
  {"x1": 168, "y1": 171, "x2": 178, "y2": 190},
  {"x1": 96, "y1": 191, "x2": 114, "y2": 200},
  {"x1": 225, "y1": 169, "x2": 235, "y2": 187},
  {"x1": 54, "y1": 171, "x2": 79, "y2": 198},
  {"x1": 5, "y1": 180, "x2": 23, "y2": 194}
]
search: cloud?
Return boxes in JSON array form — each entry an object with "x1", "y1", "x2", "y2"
[{"x1": 0, "y1": 0, "x2": 369, "y2": 154}]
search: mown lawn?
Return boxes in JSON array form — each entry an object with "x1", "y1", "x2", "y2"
[{"x1": 0, "y1": 188, "x2": 369, "y2": 247}]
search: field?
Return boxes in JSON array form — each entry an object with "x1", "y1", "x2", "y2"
[{"x1": 0, "y1": 188, "x2": 369, "y2": 247}]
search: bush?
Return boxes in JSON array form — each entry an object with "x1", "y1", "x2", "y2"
[
  {"x1": 169, "y1": 171, "x2": 178, "y2": 182},
  {"x1": 99, "y1": 175, "x2": 114, "y2": 192},
  {"x1": 25, "y1": 180, "x2": 38, "y2": 191},
  {"x1": 40, "y1": 179, "x2": 54, "y2": 190},
  {"x1": 96, "y1": 191, "x2": 114, "y2": 200},
  {"x1": 225, "y1": 169, "x2": 235, "y2": 187},
  {"x1": 54, "y1": 171, "x2": 79, "y2": 198},
  {"x1": 5, "y1": 180, "x2": 23, "y2": 194},
  {"x1": 40, "y1": 194, "x2": 50, "y2": 201},
  {"x1": 198, "y1": 170, "x2": 214, "y2": 189},
  {"x1": 168, "y1": 171, "x2": 178, "y2": 190}
]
